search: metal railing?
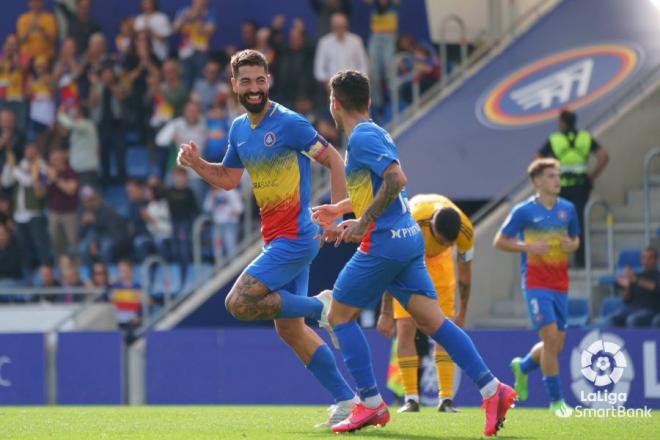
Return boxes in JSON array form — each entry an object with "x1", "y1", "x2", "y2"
[
  {"x1": 389, "y1": 53, "x2": 421, "y2": 128},
  {"x1": 439, "y1": 14, "x2": 469, "y2": 88},
  {"x1": 643, "y1": 147, "x2": 660, "y2": 245},
  {"x1": 584, "y1": 197, "x2": 615, "y2": 309}
]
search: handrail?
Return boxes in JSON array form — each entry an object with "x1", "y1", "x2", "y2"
[
  {"x1": 192, "y1": 214, "x2": 213, "y2": 274},
  {"x1": 471, "y1": 61, "x2": 660, "y2": 226},
  {"x1": 643, "y1": 147, "x2": 660, "y2": 244},
  {"x1": 584, "y1": 197, "x2": 614, "y2": 307},
  {"x1": 439, "y1": 14, "x2": 468, "y2": 88},
  {"x1": 389, "y1": 52, "x2": 420, "y2": 128},
  {"x1": 0, "y1": 287, "x2": 104, "y2": 296}
]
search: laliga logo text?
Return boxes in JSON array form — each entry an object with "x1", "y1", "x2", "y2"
[{"x1": 569, "y1": 331, "x2": 652, "y2": 418}]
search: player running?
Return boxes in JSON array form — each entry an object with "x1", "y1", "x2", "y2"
[
  {"x1": 493, "y1": 158, "x2": 579, "y2": 417},
  {"x1": 312, "y1": 70, "x2": 516, "y2": 436},
  {"x1": 177, "y1": 50, "x2": 358, "y2": 426},
  {"x1": 375, "y1": 194, "x2": 474, "y2": 413}
]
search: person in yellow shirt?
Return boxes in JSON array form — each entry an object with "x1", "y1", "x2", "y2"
[
  {"x1": 16, "y1": 0, "x2": 57, "y2": 60},
  {"x1": 377, "y1": 193, "x2": 474, "y2": 413}
]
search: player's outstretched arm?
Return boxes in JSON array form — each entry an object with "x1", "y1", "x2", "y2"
[
  {"x1": 177, "y1": 141, "x2": 243, "y2": 190},
  {"x1": 314, "y1": 145, "x2": 347, "y2": 204}
]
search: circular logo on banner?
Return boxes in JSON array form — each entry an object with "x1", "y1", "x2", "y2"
[
  {"x1": 477, "y1": 44, "x2": 640, "y2": 128},
  {"x1": 264, "y1": 131, "x2": 276, "y2": 147}
]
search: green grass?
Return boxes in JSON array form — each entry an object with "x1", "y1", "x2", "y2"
[{"x1": 0, "y1": 406, "x2": 657, "y2": 439}]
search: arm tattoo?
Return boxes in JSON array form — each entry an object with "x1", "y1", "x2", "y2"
[{"x1": 361, "y1": 169, "x2": 402, "y2": 224}]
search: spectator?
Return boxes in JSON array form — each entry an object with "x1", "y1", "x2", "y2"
[
  {"x1": 77, "y1": 32, "x2": 110, "y2": 100},
  {"x1": 108, "y1": 259, "x2": 142, "y2": 332},
  {"x1": 57, "y1": 0, "x2": 101, "y2": 55},
  {"x1": 173, "y1": 0, "x2": 216, "y2": 89},
  {"x1": 86, "y1": 260, "x2": 108, "y2": 289},
  {"x1": 37, "y1": 263, "x2": 60, "y2": 302},
  {"x1": 57, "y1": 104, "x2": 99, "y2": 188},
  {"x1": 365, "y1": 0, "x2": 399, "y2": 116},
  {"x1": 313, "y1": 12, "x2": 368, "y2": 92},
  {"x1": 607, "y1": 247, "x2": 660, "y2": 328},
  {"x1": 59, "y1": 255, "x2": 84, "y2": 302},
  {"x1": 204, "y1": 99, "x2": 230, "y2": 163},
  {"x1": 147, "y1": 59, "x2": 187, "y2": 150},
  {"x1": 203, "y1": 185, "x2": 243, "y2": 258},
  {"x1": 308, "y1": 0, "x2": 352, "y2": 40},
  {"x1": 155, "y1": 100, "x2": 206, "y2": 189},
  {"x1": 89, "y1": 64, "x2": 128, "y2": 185},
  {"x1": 16, "y1": 0, "x2": 58, "y2": 61},
  {"x1": 52, "y1": 37, "x2": 82, "y2": 110},
  {"x1": 0, "y1": 191, "x2": 14, "y2": 228},
  {"x1": 124, "y1": 178, "x2": 151, "y2": 261},
  {"x1": 0, "y1": 108, "x2": 27, "y2": 172},
  {"x1": 239, "y1": 20, "x2": 258, "y2": 50},
  {"x1": 27, "y1": 55, "x2": 56, "y2": 144},
  {"x1": 537, "y1": 110, "x2": 609, "y2": 267},
  {"x1": 256, "y1": 27, "x2": 276, "y2": 69},
  {"x1": 0, "y1": 222, "x2": 24, "y2": 291},
  {"x1": 114, "y1": 17, "x2": 134, "y2": 61},
  {"x1": 397, "y1": 38, "x2": 440, "y2": 104},
  {"x1": 1, "y1": 143, "x2": 51, "y2": 270},
  {"x1": 78, "y1": 185, "x2": 130, "y2": 266},
  {"x1": 45, "y1": 148, "x2": 78, "y2": 260},
  {"x1": 122, "y1": 31, "x2": 160, "y2": 140},
  {"x1": 134, "y1": 0, "x2": 172, "y2": 62},
  {"x1": 166, "y1": 167, "x2": 198, "y2": 282},
  {"x1": 0, "y1": 34, "x2": 29, "y2": 133},
  {"x1": 272, "y1": 26, "x2": 315, "y2": 109},
  {"x1": 191, "y1": 59, "x2": 223, "y2": 113},
  {"x1": 142, "y1": 180, "x2": 172, "y2": 258}
]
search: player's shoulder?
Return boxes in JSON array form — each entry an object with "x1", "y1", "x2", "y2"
[
  {"x1": 556, "y1": 197, "x2": 577, "y2": 213},
  {"x1": 511, "y1": 196, "x2": 537, "y2": 215},
  {"x1": 273, "y1": 102, "x2": 310, "y2": 126},
  {"x1": 350, "y1": 121, "x2": 390, "y2": 148}
]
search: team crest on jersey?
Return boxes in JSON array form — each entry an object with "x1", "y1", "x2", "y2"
[
  {"x1": 558, "y1": 209, "x2": 568, "y2": 222},
  {"x1": 264, "y1": 131, "x2": 276, "y2": 147},
  {"x1": 476, "y1": 44, "x2": 641, "y2": 128}
]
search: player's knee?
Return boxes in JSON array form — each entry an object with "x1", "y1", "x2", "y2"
[
  {"x1": 224, "y1": 292, "x2": 249, "y2": 320},
  {"x1": 543, "y1": 336, "x2": 562, "y2": 355}
]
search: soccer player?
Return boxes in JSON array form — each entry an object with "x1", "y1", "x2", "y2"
[
  {"x1": 311, "y1": 70, "x2": 516, "y2": 436},
  {"x1": 493, "y1": 158, "x2": 579, "y2": 417},
  {"x1": 376, "y1": 194, "x2": 474, "y2": 413},
  {"x1": 177, "y1": 50, "x2": 357, "y2": 426}
]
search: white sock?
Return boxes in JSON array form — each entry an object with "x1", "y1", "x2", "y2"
[
  {"x1": 479, "y1": 378, "x2": 500, "y2": 399},
  {"x1": 404, "y1": 394, "x2": 419, "y2": 403},
  {"x1": 337, "y1": 395, "x2": 359, "y2": 407},
  {"x1": 363, "y1": 394, "x2": 384, "y2": 409}
]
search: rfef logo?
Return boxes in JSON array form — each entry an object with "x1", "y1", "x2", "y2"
[{"x1": 477, "y1": 44, "x2": 640, "y2": 128}]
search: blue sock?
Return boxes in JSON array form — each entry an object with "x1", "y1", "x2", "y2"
[
  {"x1": 276, "y1": 289, "x2": 323, "y2": 319},
  {"x1": 334, "y1": 320, "x2": 379, "y2": 400},
  {"x1": 431, "y1": 319, "x2": 495, "y2": 389},
  {"x1": 520, "y1": 351, "x2": 540, "y2": 374},
  {"x1": 306, "y1": 344, "x2": 355, "y2": 403},
  {"x1": 542, "y1": 375, "x2": 563, "y2": 402}
]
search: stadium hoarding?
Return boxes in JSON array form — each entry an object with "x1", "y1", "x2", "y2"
[{"x1": 0, "y1": 333, "x2": 46, "y2": 404}]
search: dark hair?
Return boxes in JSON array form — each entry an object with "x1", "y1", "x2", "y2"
[
  {"x1": 78, "y1": 104, "x2": 90, "y2": 118},
  {"x1": 230, "y1": 49, "x2": 268, "y2": 78},
  {"x1": 645, "y1": 246, "x2": 658, "y2": 259},
  {"x1": 559, "y1": 109, "x2": 576, "y2": 130},
  {"x1": 527, "y1": 158, "x2": 559, "y2": 181},
  {"x1": 330, "y1": 70, "x2": 370, "y2": 113},
  {"x1": 125, "y1": 177, "x2": 144, "y2": 186},
  {"x1": 117, "y1": 258, "x2": 133, "y2": 268},
  {"x1": 433, "y1": 207, "x2": 461, "y2": 242}
]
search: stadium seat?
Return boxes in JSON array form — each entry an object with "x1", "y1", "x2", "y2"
[
  {"x1": 126, "y1": 147, "x2": 151, "y2": 179},
  {"x1": 600, "y1": 297, "x2": 623, "y2": 319},
  {"x1": 616, "y1": 248, "x2": 642, "y2": 271},
  {"x1": 567, "y1": 298, "x2": 589, "y2": 327},
  {"x1": 103, "y1": 185, "x2": 129, "y2": 218}
]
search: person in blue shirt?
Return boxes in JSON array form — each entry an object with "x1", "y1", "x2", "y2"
[
  {"x1": 177, "y1": 50, "x2": 357, "y2": 427},
  {"x1": 494, "y1": 158, "x2": 580, "y2": 417},
  {"x1": 311, "y1": 70, "x2": 515, "y2": 437}
]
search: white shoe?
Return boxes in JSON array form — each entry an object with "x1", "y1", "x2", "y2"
[
  {"x1": 315, "y1": 289, "x2": 339, "y2": 348},
  {"x1": 315, "y1": 397, "x2": 358, "y2": 428}
]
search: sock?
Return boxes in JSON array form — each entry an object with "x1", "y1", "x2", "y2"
[
  {"x1": 398, "y1": 355, "x2": 419, "y2": 401},
  {"x1": 520, "y1": 351, "x2": 540, "y2": 374},
  {"x1": 334, "y1": 320, "x2": 382, "y2": 408},
  {"x1": 306, "y1": 344, "x2": 355, "y2": 403},
  {"x1": 430, "y1": 319, "x2": 497, "y2": 395},
  {"x1": 435, "y1": 350, "x2": 454, "y2": 400},
  {"x1": 542, "y1": 375, "x2": 563, "y2": 403},
  {"x1": 276, "y1": 289, "x2": 323, "y2": 319}
]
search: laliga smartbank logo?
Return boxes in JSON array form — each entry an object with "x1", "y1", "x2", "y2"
[{"x1": 567, "y1": 330, "x2": 652, "y2": 418}]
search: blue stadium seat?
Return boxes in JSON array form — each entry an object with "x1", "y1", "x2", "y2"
[
  {"x1": 567, "y1": 298, "x2": 589, "y2": 327},
  {"x1": 616, "y1": 248, "x2": 642, "y2": 271},
  {"x1": 103, "y1": 185, "x2": 129, "y2": 217},
  {"x1": 600, "y1": 297, "x2": 623, "y2": 318},
  {"x1": 126, "y1": 147, "x2": 151, "y2": 179}
]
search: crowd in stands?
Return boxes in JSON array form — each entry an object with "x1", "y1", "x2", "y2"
[{"x1": 0, "y1": 0, "x2": 441, "y2": 330}]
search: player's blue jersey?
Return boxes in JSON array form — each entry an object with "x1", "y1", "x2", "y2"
[
  {"x1": 345, "y1": 119, "x2": 423, "y2": 260},
  {"x1": 500, "y1": 196, "x2": 580, "y2": 293},
  {"x1": 222, "y1": 102, "x2": 328, "y2": 244}
]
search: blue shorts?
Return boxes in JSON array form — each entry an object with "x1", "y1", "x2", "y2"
[
  {"x1": 333, "y1": 251, "x2": 437, "y2": 310},
  {"x1": 524, "y1": 288, "x2": 568, "y2": 331},
  {"x1": 244, "y1": 236, "x2": 319, "y2": 296}
]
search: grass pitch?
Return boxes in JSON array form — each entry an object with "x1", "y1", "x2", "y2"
[{"x1": 0, "y1": 405, "x2": 657, "y2": 439}]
